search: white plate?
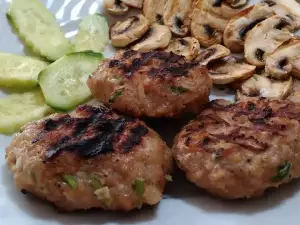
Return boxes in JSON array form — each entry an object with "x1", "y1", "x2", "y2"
[{"x1": 0, "y1": 0, "x2": 299, "y2": 224}]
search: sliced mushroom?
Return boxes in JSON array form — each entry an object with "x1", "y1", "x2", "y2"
[
  {"x1": 122, "y1": 0, "x2": 143, "y2": 8},
  {"x1": 264, "y1": 0, "x2": 300, "y2": 29},
  {"x1": 163, "y1": 0, "x2": 193, "y2": 36},
  {"x1": 265, "y1": 38, "x2": 300, "y2": 80},
  {"x1": 104, "y1": 0, "x2": 129, "y2": 16},
  {"x1": 191, "y1": 10, "x2": 227, "y2": 47},
  {"x1": 207, "y1": 56, "x2": 256, "y2": 84},
  {"x1": 244, "y1": 15, "x2": 294, "y2": 67},
  {"x1": 191, "y1": 0, "x2": 244, "y2": 47},
  {"x1": 132, "y1": 24, "x2": 172, "y2": 52},
  {"x1": 223, "y1": 3, "x2": 275, "y2": 53},
  {"x1": 143, "y1": 0, "x2": 167, "y2": 24},
  {"x1": 165, "y1": 37, "x2": 200, "y2": 60},
  {"x1": 291, "y1": 56, "x2": 300, "y2": 79},
  {"x1": 196, "y1": 44, "x2": 231, "y2": 66},
  {"x1": 225, "y1": 0, "x2": 248, "y2": 9},
  {"x1": 111, "y1": 14, "x2": 150, "y2": 47},
  {"x1": 236, "y1": 74, "x2": 293, "y2": 101},
  {"x1": 287, "y1": 78, "x2": 300, "y2": 102}
]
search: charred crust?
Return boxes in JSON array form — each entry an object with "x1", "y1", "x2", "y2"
[
  {"x1": 33, "y1": 105, "x2": 148, "y2": 161},
  {"x1": 239, "y1": 18, "x2": 266, "y2": 39},
  {"x1": 108, "y1": 50, "x2": 201, "y2": 78}
]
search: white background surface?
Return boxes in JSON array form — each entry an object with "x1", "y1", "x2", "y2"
[{"x1": 0, "y1": 0, "x2": 299, "y2": 224}]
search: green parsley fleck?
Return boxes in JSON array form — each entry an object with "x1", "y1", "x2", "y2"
[
  {"x1": 271, "y1": 161, "x2": 292, "y2": 182},
  {"x1": 248, "y1": 102, "x2": 255, "y2": 111},
  {"x1": 167, "y1": 85, "x2": 189, "y2": 94},
  {"x1": 165, "y1": 175, "x2": 173, "y2": 182},
  {"x1": 109, "y1": 88, "x2": 124, "y2": 103},
  {"x1": 90, "y1": 173, "x2": 102, "y2": 189},
  {"x1": 62, "y1": 174, "x2": 77, "y2": 190},
  {"x1": 132, "y1": 178, "x2": 145, "y2": 197}
]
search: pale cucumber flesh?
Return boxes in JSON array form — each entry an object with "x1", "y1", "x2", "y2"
[
  {"x1": 74, "y1": 14, "x2": 109, "y2": 53},
  {"x1": 0, "y1": 52, "x2": 49, "y2": 89},
  {"x1": 0, "y1": 89, "x2": 53, "y2": 135},
  {"x1": 38, "y1": 51, "x2": 103, "y2": 111},
  {"x1": 7, "y1": 0, "x2": 72, "y2": 61}
]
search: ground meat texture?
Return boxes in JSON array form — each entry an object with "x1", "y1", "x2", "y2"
[
  {"x1": 6, "y1": 104, "x2": 172, "y2": 211},
  {"x1": 173, "y1": 99, "x2": 300, "y2": 199},
  {"x1": 88, "y1": 49, "x2": 212, "y2": 118}
]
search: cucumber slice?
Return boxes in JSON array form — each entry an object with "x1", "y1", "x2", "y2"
[
  {"x1": 0, "y1": 89, "x2": 53, "y2": 135},
  {"x1": 7, "y1": 0, "x2": 72, "y2": 61},
  {"x1": 0, "y1": 52, "x2": 49, "y2": 89},
  {"x1": 74, "y1": 14, "x2": 109, "y2": 53},
  {"x1": 38, "y1": 51, "x2": 103, "y2": 111}
]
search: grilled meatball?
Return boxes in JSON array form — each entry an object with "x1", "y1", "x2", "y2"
[
  {"x1": 88, "y1": 49, "x2": 212, "y2": 118},
  {"x1": 6, "y1": 104, "x2": 172, "y2": 211},
  {"x1": 173, "y1": 99, "x2": 300, "y2": 199}
]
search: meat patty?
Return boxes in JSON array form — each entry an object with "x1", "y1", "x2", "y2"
[
  {"x1": 88, "y1": 49, "x2": 212, "y2": 118},
  {"x1": 6, "y1": 104, "x2": 172, "y2": 211},
  {"x1": 173, "y1": 99, "x2": 300, "y2": 199}
]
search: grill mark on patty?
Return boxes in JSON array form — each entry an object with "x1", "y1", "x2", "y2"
[
  {"x1": 33, "y1": 105, "x2": 148, "y2": 161},
  {"x1": 108, "y1": 50, "x2": 200, "y2": 78}
]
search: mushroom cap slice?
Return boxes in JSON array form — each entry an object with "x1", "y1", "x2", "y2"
[
  {"x1": 265, "y1": 38, "x2": 300, "y2": 80},
  {"x1": 163, "y1": 0, "x2": 193, "y2": 36},
  {"x1": 264, "y1": 0, "x2": 300, "y2": 29},
  {"x1": 196, "y1": 44, "x2": 231, "y2": 66},
  {"x1": 111, "y1": 14, "x2": 150, "y2": 47},
  {"x1": 208, "y1": 56, "x2": 256, "y2": 85},
  {"x1": 236, "y1": 74, "x2": 293, "y2": 101},
  {"x1": 104, "y1": 0, "x2": 129, "y2": 16},
  {"x1": 202, "y1": 0, "x2": 244, "y2": 19},
  {"x1": 143, "y1": 0, "x2": 167, "y2": 24},
  {"x1": 291, "y1": 56, "x2": 300, "y2": 79},
  {"x1": 122, "y1": 0, "x2": 143, "y2": 8},
  {"x1": 191, "y1": 10, "x2": 227, "y2": 47},
  {"x1": 245, "y1": 15, "x2": 294, "y2": 67},
  {"x1": 287, "y1": 78, "x2": 300, "y2": 102},
  {"x1": 223, "y1": 3, "x2": 275, "y2": 53},
  {"x1": 165, "y1": 37, "x2": 200, "y2": 60},
  {"x1": 132, "y1": 24, "x2": 172, "y2": 52},
  {"x1": 225, "y1": 0, "x2": 248, "y2": 9}
]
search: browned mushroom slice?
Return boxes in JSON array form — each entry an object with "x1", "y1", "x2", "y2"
[
  {"x1": 111, "y1": 14, "x2": 150, "y2": 47},
  {"x1": 287, "y1": 78, "x2": 300, "y2": 102},
  {"x1": 236, "y1": 74, "x2": 293, "y2": 100},
  {"x1": 225, "y1": 0, "x2": 248, "y2": 8},
  {"x1": 208, "y1": 56, "x2": 256, "y2": 85},
  {"x1": 143, "y1": 0, "x2": 167, "y2": 24},
  {"x1": 191, "y1": 10, "x2": 227, "y2": 47},
  {"x1": 264, "y1": 0, "x2": 300, "y2": 29},
  {"x1": 132, "y1": 24, "x2": 172, "y2": 52},
  {"x1": 291, "y1": 56, "x2": 300, "y2": 79},
  {"x1": 122, "y1": 0, "x2": 143, "y2": 8},
  {"x1": 165, "y1": 37, "x2": 200, "y2": 60},
  {"x1": 244, "y1": 15, "x2": 294, "y2": 67},
  {"x1": 196, "y1": 44, "x2": 231, "y2": 66},
  {"x1": 104, "y1": 0, "x2": 129, "y2": 15},
  {"x1": 265, "y1": 38, "x2": 300, "y2": 80},
  {"x1": 223, "y1": 3, "x2": 275, "y2": 53},
  {"x1": 163, "y1": 0, "x2": 193, "y2": 36}
]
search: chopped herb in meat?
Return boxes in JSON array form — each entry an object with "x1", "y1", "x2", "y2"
[
  {"x1": 271, "y1": 161, "x2": 292, "y2": 182},
  {"x1": 90, "y1": 173, "x2": 102, "y2": 189},
  {"x1": 165, "y1": 175, "x2": 173, "y2": 182},
  {"x1": 132, "y1": 178, "x2": 145, "y2": 197},
  {"x1": 248, "y1": 102, "x2": 255, "y2": 111},
  {"x1": 109, "y1": 88, "x2": 124, "y2": 103},
  {"x1": 167, "y1": 85, "x2": 189, "y2": 94},
  {"x1": 62, "y1": 174, "x2": 77, "y2": 189}
]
